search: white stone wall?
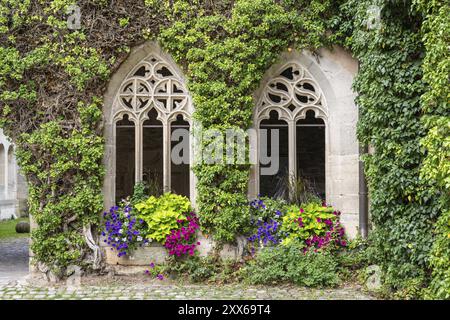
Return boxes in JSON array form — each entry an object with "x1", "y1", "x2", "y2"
[{"x1": 0, "y1": 128, "x2": 28, "y2": 220}]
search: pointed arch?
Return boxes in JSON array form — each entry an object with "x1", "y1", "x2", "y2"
[
  {"x1": 252, "y1": 57, "x2": 329, "y2": 199},
  {"x1": 249, "y1": 47, "x2": 359, "y2": 237},
  {"x1": 103, "y1": 42, "x2": 195, "y2": 207},
  {"x1": 0, "y1": 143, "x2": 5, "y2": 198},
  {"x1": 7, "y1": 145, "x2": 15, "y2": 195}
]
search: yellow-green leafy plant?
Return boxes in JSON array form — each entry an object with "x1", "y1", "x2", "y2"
[
  {"x1": 280, "y1": 202, "x2": 346, "y2": 250},
  {"x1": 135, "y1": 193, "x2": 191, "y2": 244}
]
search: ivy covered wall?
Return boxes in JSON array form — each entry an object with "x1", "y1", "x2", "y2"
[{"x1": 0, "y1": 0, "x2": 448, "y2": 297}]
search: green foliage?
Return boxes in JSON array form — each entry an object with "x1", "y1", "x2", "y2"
[
  {"x1": 414, "y1": 0, "x2": 450, "y2": 299},
  {"x1": 280, "y1": 203, "x2": 343, "y2": 247},
  {"x1": 14, "y1": 100, "x2": 104, "y2": 273},
  {"x1": 135, "y1": 193, "x2": 191, "y2": 243},
  {"x1": 0, "y1": 0, "x2": 447, "y2": 295},
  {"x1": 249, "y1": 197, "x2": 287, "y2": 224},
  {"x1": 130, "y1": 182, "x2": 149, "y2": 207},
  {"x1": 158, "y1": 0, "x2": 338, "y2": 243},
  {"x1": 166, "y1": 255, "x2": 217, "y2": 283},
  {"x1": 0, "y1": 0, "x2": 337, "y2": 275},
  {"x1": 337, "y1": 236, "x2": 381, "y2": 271},
  {"x1": 334, "y1": 0, "x2": 444, "y2": 295},
  {"x1": 243, "y1": 243, "x2": 341, "y2": 287}
]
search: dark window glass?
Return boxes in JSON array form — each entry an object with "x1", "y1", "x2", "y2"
[
  {"x1": 171, "y1": 115, "x2": 190, "y2": 198},
  {"x1": 259, "y1": 110, "x2": 289, "y2": 198},
  {"x1": 115, "y1": 114, "x2": 135, "y2": 203},
  {"x1": 296, "y1": 110, "x2": 325, "y2": 199},
  {"x1": 143, "y1": 109, "x2": 164, "y2": 196}
]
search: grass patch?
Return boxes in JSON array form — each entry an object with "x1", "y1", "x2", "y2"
[{"x1": 0, "y1": 218, "x2": 29, "y2": 239}]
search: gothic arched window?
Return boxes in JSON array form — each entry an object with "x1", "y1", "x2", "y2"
[
  {"x1": 7, "y1": 146, "x2": 15, "y2": 197},
  {"x1": 255, "y1": 62, "x2": 327, "y2": 199},
  {"x1": 0, "y1": 144, "x2": 5, "y2": 198},
  {"x1": 112, "y1": 53, "x2": 193, "y2": 203}
]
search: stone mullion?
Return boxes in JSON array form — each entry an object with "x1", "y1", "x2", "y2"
[
  {"x1": 4, "y1": 147, "x2": 9, "y2": 197},
  {"x1": 135, "y1": 120, "x2": 143, "y2": 184},
  {"x1": 163, "y1": 122, "x2": 171, "y2": 193},
  {"x1": 288, "y1": 119, "x2": 297, "y2": 182},
  {"x1": 189, "y1": 122, "x2": 197, "y2": 206},
  {"x1": 254, "y1": 126, "x2": 261, "y2": 198}
]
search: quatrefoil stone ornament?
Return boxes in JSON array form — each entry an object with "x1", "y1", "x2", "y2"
[
  {"x1": 256, "y1": 62, "x2": 326, "y2": 121},
  {"x1": 116, "y1": 54, "x2": 189, "y2": 122}
]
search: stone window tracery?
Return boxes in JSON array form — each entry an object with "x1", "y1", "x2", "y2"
[
  {"x1": 113, "y1": 53, "x2": 192, "y2": 202},
  {"x1": 255, "y1": 62, "x2": 327, "y2": 198}
]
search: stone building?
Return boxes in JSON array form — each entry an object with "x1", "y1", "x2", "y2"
[
  {"x1": 103, "y1": 42, "x2": 362, "y2": 233},
  {"x1": 5, "y1": 41, "x2": 366, "y2": 269},
  {"x1": 0, "y1": 128, "x2": 28, "y2": 220},
  {"x1": 101, "y1": 42, "x2": 364, "y2": 268}
]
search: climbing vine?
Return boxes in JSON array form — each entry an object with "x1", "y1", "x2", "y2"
[
  {"x1": 0, "y1": 0, "x2": 448, "y2": 298},
  {"x1": 414, "y1": 0, "x2": 450, "y2": 299},
  {"x1": 336, "y1": 0, "x2": 448, "y2": 297}
]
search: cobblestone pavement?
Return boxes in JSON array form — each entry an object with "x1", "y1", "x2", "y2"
[
  {"x1": 0, "y1": 237, "x2": 29, "y2": 284},
  {"x1": 0, "y1": 276, "x2": 375, "y2": 300},
  {"x1": 0, "y1": 238, "x2": 375, "y2": 300}
]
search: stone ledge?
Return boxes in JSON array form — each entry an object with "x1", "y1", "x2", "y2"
[
  {"x1": 103, "y1": 235, "x2": 248, "y2": 268},
  {"x1": 104, "y1": 244, "x2": 168, "y2": 266}
]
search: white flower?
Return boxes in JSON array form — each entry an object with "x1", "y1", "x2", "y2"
[
  {"x1": 119, "y1": 229, "x2": 123, "y2": 234},
  {"x1": 115, "y1": 237, "x2": 119, "y2": 242},
  {"x1": 137, "y1": 236, "x2": 143, "y2": 242},
  {"x1": 122, "y1": 237, "x2": 127, "y2": 242}
]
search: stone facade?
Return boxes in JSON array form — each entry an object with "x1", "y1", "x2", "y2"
[
  {"x1": 5, "y1": 42, "x2": 362, "y2": 270},
  {"x1": 0, "y1": 128, "x2": 28, "y2": 220},
  {"x1": 102, "y1": 42, "x2": 361, "y2": 269}
]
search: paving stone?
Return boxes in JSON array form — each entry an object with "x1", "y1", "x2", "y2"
[{"x1": 0, "y1": 236, "x2": 376, "y2": 300}]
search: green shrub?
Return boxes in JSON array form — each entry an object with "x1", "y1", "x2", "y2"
[
  {"x1": 165, "y1": 255, "x2": 222, "y2": 282},
  {"x1": 130, "y1": 182, "x2": 149, "y2": 207},
  {"x1": 337, "y1": 235, "x2": 383, "y2": 269},
  {"x1": 280, "y1": 202, "x2": 346, "y2": 249},
  {"x1": 420, "y1": 116, "x2": 450, "y2": 299},
  {"x1": 243, "y1": 242, "x2": 341, "y2": 287},
  {"x1": 135, "y1": 193, "x2": 191, "y2": 244}
]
